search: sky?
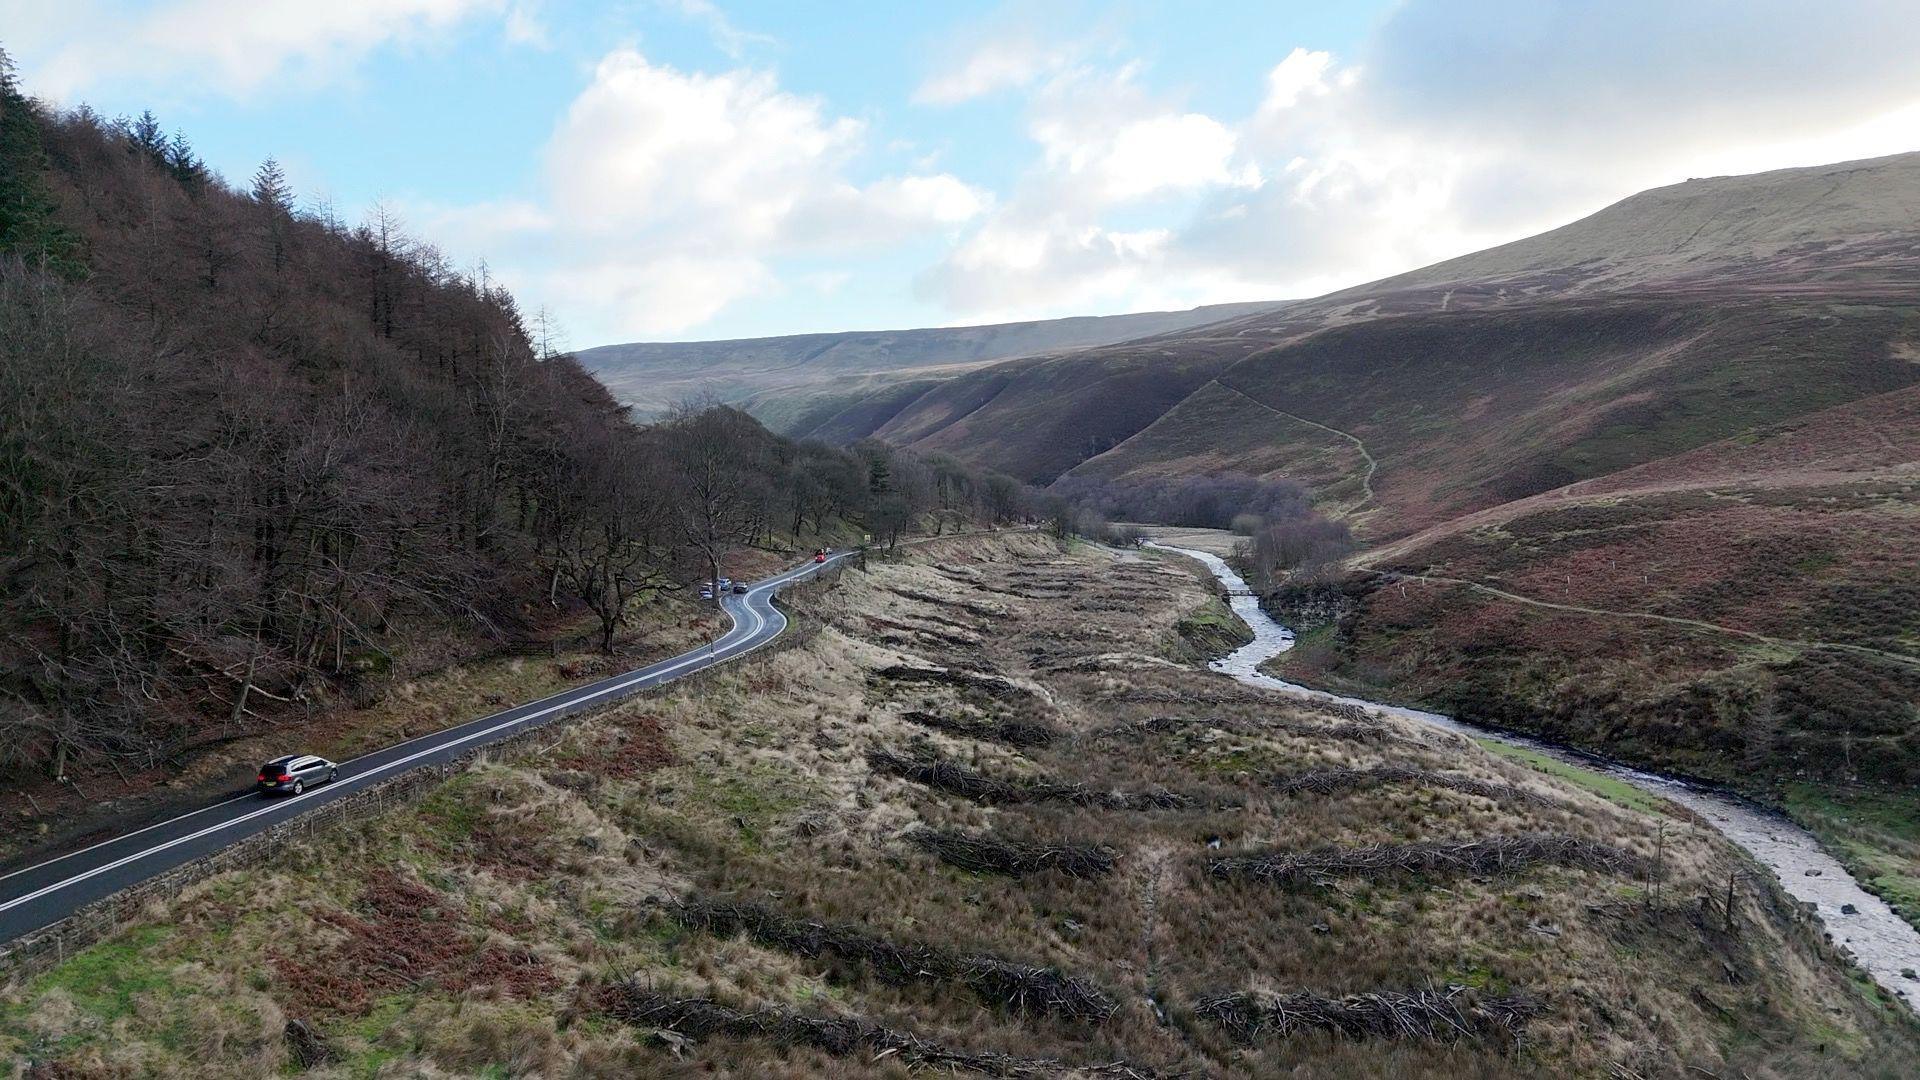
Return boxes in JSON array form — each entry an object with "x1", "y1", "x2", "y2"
[{"x1": 4, "y1": 1, "x2": 1919, "y2": 349}]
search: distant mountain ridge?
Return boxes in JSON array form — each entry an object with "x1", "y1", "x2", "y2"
[{"x1": 577, "y1": 300, "x2": 1285, "y2": 419}]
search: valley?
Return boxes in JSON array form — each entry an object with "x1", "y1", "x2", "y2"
[
  {"x1": 583, "y1": 152, "x2": 1920, "y2": 888},
  {"x1": 6, "y1": 535, "x2": 1914, "y2": 1077}
]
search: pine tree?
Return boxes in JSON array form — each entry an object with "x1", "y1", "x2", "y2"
[
  {"x1": 0, "y1": 45, "x2": 82, "y2": 274},
  {"x1": 128, "y1": 109, "x2": 165, "y2": 162},
  {"x1": 165, "y1": 129, "x2": 206, "y2": 191},
  {"x1": 250, "y1": 156, "x2": 291, "y2": 213},
  {"x1": 251, "y1": 157, "x2": 293, "y2": 272}
]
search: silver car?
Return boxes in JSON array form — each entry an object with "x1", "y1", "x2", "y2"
[{"x1": 257, "y1": 754, "x2": 339, "y2": 796}]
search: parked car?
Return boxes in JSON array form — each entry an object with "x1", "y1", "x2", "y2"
[
  {"x1": 717, "y1": 577, "x2": 733, "y2": 589},
  {"x1": 731, "y1": 583, "x2": 749, "y2": 594},
  {"x1": 257, "y1": 754, "x2": 339, "y2": 796}
]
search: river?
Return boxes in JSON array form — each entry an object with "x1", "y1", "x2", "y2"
[{"x1": 1149, "y1": 541, "x2": 1920, "y2": 1010}]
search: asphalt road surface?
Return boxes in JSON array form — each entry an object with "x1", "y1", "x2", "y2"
[{"x1": 0, "y1": 550, "x2": 853, "y2": 946}]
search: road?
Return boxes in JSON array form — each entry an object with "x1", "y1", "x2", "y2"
[{"x1": 0, "y1": 550, "x2": 853, "y2": 947}]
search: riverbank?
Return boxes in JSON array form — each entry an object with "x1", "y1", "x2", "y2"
[
  {"x1": 1148, "y1": 540, "x2": 1920, "y2": 1013},
  {"x1": 9, "y1": 535, "x2": 1911, "y2": 1076}
]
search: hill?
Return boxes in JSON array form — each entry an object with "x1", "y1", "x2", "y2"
[
  {"x1": 575, "y1": 300, "x2": 1282, "y2": 421},
  {"x1": 0, "y1": 68, "x2": 1032, "y2": 824},
  {"x1": 791, "y1": 152, "x2": 1920, "y2": 808}
]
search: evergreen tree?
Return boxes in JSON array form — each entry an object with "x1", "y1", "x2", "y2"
[
  {"x1": 165, "y1": 129, "x2": 206, "y2": 191},
  {"x1": 0, "y1": 45, "x2": 82, "y2": 274},
  {"x1": 251, "y1": 157, "x2": 293, "y2": 271},
  {"x1": 128, "y1": 109, "x2": 165, "y2": 162},
  {"x1": 249, "y1": 156, "x2": 291, "y2": 213}
]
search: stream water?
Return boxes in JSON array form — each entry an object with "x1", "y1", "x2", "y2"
[{"x1": 1149, "y1": 542, "x2": 1920, "y2": 1010}]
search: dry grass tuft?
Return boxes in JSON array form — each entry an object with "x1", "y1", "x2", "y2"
[
  {"x1": 1268, "y1": 765, "x2": 1557, "y2": 807},
  {"x1": 1209, "y1": 833, "x2": 1648, "y2": 887},
  {"x1": 909, "y1": 828, "x2": 1118, "y2": 878},
  {"x1": 669, "y1": 897, "x2": 1118, "y2": 1021},
  {"x1": 901, "y1": 709, "x2": 1061, "y2": 748},
  {"x1": 1195, "y1": 986, "x2": 1544, "y2": 1045},
  {"x1": 869, "y1": 749, "x2": 1192, "y2": 811},
  {"x1": 590, "y1": 985, "x2": 1161, "y2": 1078}
]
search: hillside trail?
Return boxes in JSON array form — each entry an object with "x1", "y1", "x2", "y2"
[
  {"x1": 1375, "y1": 569, "x2": 1920, "y2": 670},
  {"x1": 1211, "y1": 380, "x2": 1378, "y2": 520}
]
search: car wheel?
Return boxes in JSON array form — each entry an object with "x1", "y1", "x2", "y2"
[
  {"x1": 292, "y1": 780, "x2": 304, "y2": 795},
  {"x1": 329, "y1": 768, "x2": 338, "y2": 784}
]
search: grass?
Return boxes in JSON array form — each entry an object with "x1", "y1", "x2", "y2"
[
  {"x1": 1473, "y1": 739, "x2": 1668, "y2": 817},
  {"x1": 1783, "y1": 783, "x2": 1920, "y2": 929},
  {"x1": 1166, "y1": 597, "x2": 1255, "y2": 662},
  {"x1": 3, "y1": 535, "x2": 1915, "y2": 1078}
]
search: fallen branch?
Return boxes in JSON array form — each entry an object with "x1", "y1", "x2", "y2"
[
  {"x1": 911, "y1": 827, "x2": 1117, "y2": 878},
  {"x1": 669, "y1": 898, "x2": 1116, "y2": 1021},
  {"x1": 1090, "y1": 714, "x2": 1385, "y2": 746},
  {"x1": 872, "y1": 664, "x2": 1035, "y2": 701},
  {"x1": 1195, "y1": 986, "x2": 1544, "y2": 1044},
  {"x1": 593, "y1": 986, "x2": 1161, "y2": 1078},
  {"x1": 901, "y1": 709, "x2": 1059, "y2": 748},
  {"x1": 1210, "y1": 833, "x2": 1648, "y2": 886},
  {"x1": 870, "y1": 750, "x2": 1190, "y2": 811},
  {"x1": 1269, "y1": 765, "x2": 1555, "y2": 807}
]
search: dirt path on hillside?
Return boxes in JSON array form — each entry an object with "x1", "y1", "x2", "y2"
[
  {"x1": 1212, "y1": 380, "x2": 1378, "y2": 519},
  {"x1": 1377, "y1": 570, "x2": 1920, "y2": 670}
]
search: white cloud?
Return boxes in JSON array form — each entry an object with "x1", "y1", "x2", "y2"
[
  {"x1": 548, "y1": 254, "x2": 774, "y2": 336},
  {"x1": 921, "y1": 0, "x2": 1920, "y2": 324},
  {"x1": 427, "y1": 47, "x2": 989, "y2": 340},
  {"x1": 502, "y1": 2, "x2": 549, "y2": 49},
  {"x1": 1038, "y1": 111, "x2": 1258, "y2": 203},
  {"x1": 1256, "y1": 47, "x2": 1335, "y2": 116},
  {"x1": 915, "y1": 34, "x2": 1076, "y2": 105},
  {"x1": 653, "y1": 0, "x2": 774, "y2": 60},
  {"x1": 13, "y1": 0, "x2": 506, "y2": 100}
]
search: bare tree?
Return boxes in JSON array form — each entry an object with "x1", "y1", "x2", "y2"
[{"x1": 662, "y1": 403, "x2": 768, "y2": 602}]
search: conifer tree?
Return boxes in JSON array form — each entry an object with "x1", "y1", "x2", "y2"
[
  {"x1": 0, "y1": 45, "x2": 81, "y2": 274},
  {"x1": 165, "y1": 129, "x2": 206, "y2": 191},
  {"x1": 128, "y1": 109, "x2": 165, "y2": 162},
  {"x1": 250, "y1": 156, "x2": 292, "y2": 213}
]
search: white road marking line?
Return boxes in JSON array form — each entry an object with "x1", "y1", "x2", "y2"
[{"x1": 0, "y1": 557, "x2": 841, "y2": 916}]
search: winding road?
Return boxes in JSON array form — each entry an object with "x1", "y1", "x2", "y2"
[{"x1": 0, "y1": 550, "x2": 854, "y2": 949}]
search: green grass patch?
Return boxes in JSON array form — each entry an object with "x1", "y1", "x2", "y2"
[
  {"x1": 27, "y1": 924, "x2": 178, "y2": 1022},
  {"x1": 1782, "y1": 783, "x2": 1920, "y2": 928},
  {"x1": 415, "y1": 772, "x2": 486, "y2": 844},
  {"x1": 1474, "y1": 739, "x2": 1667, "y2": 816},
  {"x1": 649, "y1": 760, "x2": 823, "y2": 853},
  {"x1": 1167, "y1": 597, "x2": 1254, "y2": 662}
]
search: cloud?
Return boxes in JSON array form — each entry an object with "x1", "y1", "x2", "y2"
[
  {"x1": 12, "y1": 0, "x2": 508, "y2": 101},
  {"x1": 653, "y1": 0, "x2": 775, "y2": 60},
  {"x1": 427, "y1": 47, "x2": 989, "y2": 339},
  {"x1": 920, "y1": 0, "x2": 1920, "y2": 323},
  {"x1": 502, "y1": 2, "x2": 550, "y2": 49},
  {"x1": 915, "y1": 34, "x2": 1077, "y2": 105}
]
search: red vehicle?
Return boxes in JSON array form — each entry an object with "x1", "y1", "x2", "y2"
[{"x1": 813, "y1": 549, "x2": 828, "y2": 563}]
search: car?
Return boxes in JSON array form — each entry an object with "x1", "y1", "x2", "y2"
[
  {"x1": 813, "y1": 549, "x2": 827, "y2": 563},
  {"x1": 717, "y1": 577, "x2": 732, "y2": 589},
  {"x1": 257, "y1": 754, "x2": 339, "y2": 796},
  {"x1": 731, "y1": 583, "x2": 748, "y2": 594},
  {"x1": 699, "y1": 587, "x2": 714, "y2": 600}
]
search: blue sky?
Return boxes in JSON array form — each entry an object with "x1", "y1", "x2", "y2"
[{"x1": 4, "y1": 1, "x2": 1919, "y2": 348}]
